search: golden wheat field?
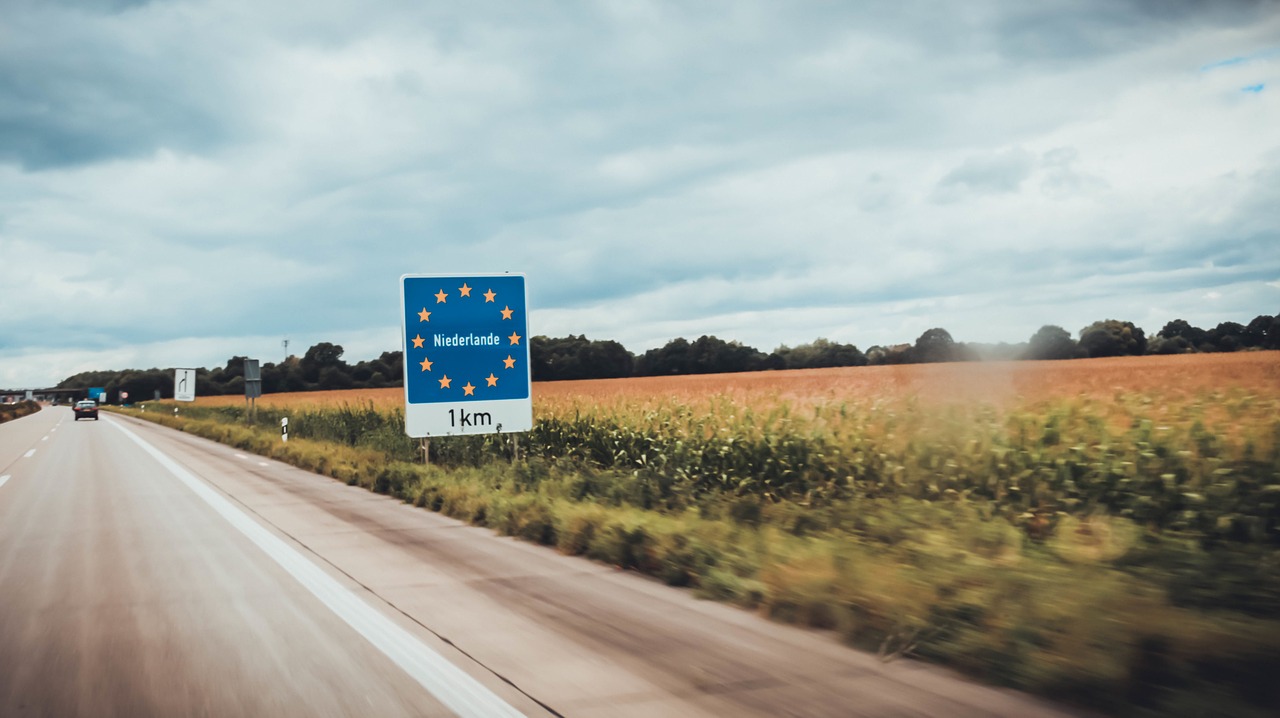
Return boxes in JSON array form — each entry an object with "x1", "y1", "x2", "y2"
[{"x1": 190, "y1": 352, "x2": 1280, "y2": 414}]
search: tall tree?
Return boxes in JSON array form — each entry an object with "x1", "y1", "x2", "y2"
[
  {"x1": 1079, "y1": 320, "x2": 1147, "y2": 357},
  {"x1": 1206, "y1": 322, "x2": 1246, "y2": 352},
  {"x1": 300, "y1": 342, "x2": 346, "y2": 383},
  {"x1": 1158, "y1": 319, "x2": 1207, "y2": 347},
  {"x1": 531, "y1": 335, "x2": 635, "y2": 381},
  {"x1": 1025, "y1": 325, "x2": 1079, "y2": 360},
  {"x1": 635, "y1": 336, "x2": 769, "y2": 376},
  {"x1": 772, "y1": 338, "x2": 868, "y2": 369},
  {"x1": 911, "y1": 328, "x2": 958, "y2": 363}
]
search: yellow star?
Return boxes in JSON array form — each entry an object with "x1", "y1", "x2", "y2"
[
  {"x1": 500, "y1": 305, "x2": 514, "y2": 320},
  {"x1": 434, "y1": 289, "x2": 448, "y2": 304},
  {"x1": 418, "y1": 308, "x2": 431, "y2": 322},
  {"x1": 462, "y1": 382, "x2": 476, "y2": 396},
  {"x1": 507, "y1": 331, "x2": 521, "y2": 345},
  {"x1": 459, "y1": 283, "x2": 472, "y2": 297},
  {"x1": 411, "y1": 334, "x2": 425, "y2": 349},
  {"x1": 419, "y1": 357, "x2": 433, "y2": 372},
  {"x1": 503, "y1": 355, "x2": 516, "y2": 369},
  {"x1": 483, "y1": 289, "x2": 496, "y2": 303},
  {"x1": 485, "y1": 373, "x2": 498, "y2": 387},
  {"x1": 438, "y1": 375, "x2": 451, "y2": 389}
]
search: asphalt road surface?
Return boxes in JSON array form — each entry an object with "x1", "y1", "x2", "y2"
[{"x1": 0, "y1": 407, "x2": 1079, "y2": 717}]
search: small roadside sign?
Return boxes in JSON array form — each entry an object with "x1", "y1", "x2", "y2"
[
  {"x1": 174, "y1": 368, "x2": 196, "y2": 402},
  {"x1": 244, "y1": 358, "x2": 262, "y2": 399},
  {"x1": 400, "y1": 273, "x2": 532, "y2": 437}
]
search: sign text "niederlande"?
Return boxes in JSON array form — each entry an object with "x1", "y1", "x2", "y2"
[{"x1": 434, "y1": 333, "x2": 501, "y2": 347}]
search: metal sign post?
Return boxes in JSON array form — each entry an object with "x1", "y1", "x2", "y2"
[{"x1": 400, "y1": 274, "x2": 532, "y2": 438}]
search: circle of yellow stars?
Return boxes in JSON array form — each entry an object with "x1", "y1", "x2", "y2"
[{"x1": 409, "y1": 281, "x2": 521, "y2": 396}]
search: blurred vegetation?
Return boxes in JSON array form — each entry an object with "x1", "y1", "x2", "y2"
[
  {"x1": 117, "y1": 384, "x2": 1280, "y2": 716},
  {"x1": 0, "y1": 400, "x2": 40, "y2": 424}
]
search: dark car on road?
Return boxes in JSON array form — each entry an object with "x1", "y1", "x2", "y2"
[{"x1": 74, "y1": 400, "x2": 99, "y2": 421}]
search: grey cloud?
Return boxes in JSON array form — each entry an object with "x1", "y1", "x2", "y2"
[
  {"x1": 0, "y1": 4, "x2": 242, "y2": 170},
  {"x1": 991, "y1": 0, "x2": 1272, "y2": 64},
  {"x1": 935, "y1": 148, "x2": 1036, "y2": 200},
  {"x1": 1039, "y1": 147, "x2": 1108, "y2": 195}
]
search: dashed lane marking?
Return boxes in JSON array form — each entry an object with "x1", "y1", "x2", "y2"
[{"x1": 23, "y1": 450, "x2": 35, "y2": 458}]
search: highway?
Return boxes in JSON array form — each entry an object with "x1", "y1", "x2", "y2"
[{"x1": 0, "y1": 407, "x2": 1077, "y2": 717}]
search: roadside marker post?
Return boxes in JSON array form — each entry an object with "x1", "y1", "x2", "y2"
[
  {"x1": 400, "y1": 274, "x2": 532, "y2": 439},
  {"x1": 281, "y1": 417, "x2": 288, "y2": 443}
]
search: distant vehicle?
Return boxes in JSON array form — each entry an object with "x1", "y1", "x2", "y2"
[{"x1": 73, "y1": 400, "x2": 99, "y2": 421}]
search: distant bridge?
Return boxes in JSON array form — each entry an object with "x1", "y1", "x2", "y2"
[{"x1": 0, "y1": 387, "x2": 88, "y2": 403}]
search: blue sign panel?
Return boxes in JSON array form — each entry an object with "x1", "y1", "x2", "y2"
[
  {"x1": 89, "y1": 387, "x2": 106, "y2": 400},
  {"x1": 400, "y1": 274, "x2": 532, "y2": 437}
]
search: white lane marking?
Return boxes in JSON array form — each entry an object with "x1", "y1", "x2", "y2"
[
  {"x1": 0, "y1": 475, "x2": 9, "y2": 489},
  {"x1": 109, "y1": 420, "x2": 523, "y2": 718},
  {"x1": 234, "y1": 453, "x2": 248, "y2": 459},
  {"x1": 23, "y1": 450, "x2": 35, "y2": 458},
  {"x1": 42, "y1": 436, "x2": 49, "y2": 441},
  {"x1": 258, "y1": 462, "x2": 269, "y2": 467}
]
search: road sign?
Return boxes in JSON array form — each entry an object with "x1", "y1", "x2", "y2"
[
  {"x1": 174, "y1": 368, "x2": 196, "y2": 402},
  {"x1": 244, "y1": 358, "x2": 262, "y2": 399},
  {"x1": 89, "y1": 387, "x2": 105, "y2": 402},
  {"x1": 400, "y1": 273, "x2": 532, "y2": 437}
]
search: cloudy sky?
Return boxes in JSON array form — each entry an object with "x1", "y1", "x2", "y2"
[{"x1": 2, "y1": 0, "x2": 1278, "y2": 387}]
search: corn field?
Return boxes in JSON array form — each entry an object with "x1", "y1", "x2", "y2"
[
  {"x1": 134, "y1": 354, "x2": 1280, "y2": 713},
  {"x1": 176, "y1": 363, "x2": 1280, "y2": 546}
]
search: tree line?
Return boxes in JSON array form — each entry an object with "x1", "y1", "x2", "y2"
[
  {"x1": 55, "y1": 343, "x2": 404, "y2": 402},
  {"x1": 54, "y1": 312, "x2": 1279, "y2": 400}
]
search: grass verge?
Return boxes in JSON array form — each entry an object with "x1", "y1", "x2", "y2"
[{"x1": 114, "y1": 404, "x2": 1280, "y2": 716}]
